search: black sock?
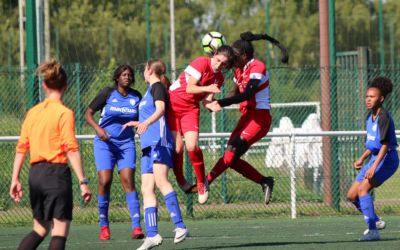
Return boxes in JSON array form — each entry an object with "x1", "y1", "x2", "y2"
[
  {"x1": 48, "y1": 236, "x2": 67, "y2": 250},
  {"x1": 18, "y1": 231, "x2": 45, "y2": 250}
]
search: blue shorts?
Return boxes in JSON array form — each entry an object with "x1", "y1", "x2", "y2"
[
  {"x1": 356, "y1": 150, "x2": 399, "y2": 185},
  {"x1": 94, "y1": 138, "x2": 136, "y2": 172},
  {"x1": 140, "y1": 145, "x2": 173, "y2": 174}
]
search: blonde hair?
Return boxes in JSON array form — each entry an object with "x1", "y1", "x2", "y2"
[{"x1": 36, "y1": 59, "x2": 67, "y2": 90}]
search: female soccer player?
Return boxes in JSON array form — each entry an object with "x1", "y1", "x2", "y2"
[
  {"x1": 84, "y1": 65, "x2": 144, "y2": 240},
  {"x1": 124, "y1": 59, "x2": 188, "y2": 249},
  {"x1": 204, "y1": 32, "x2": 279, "y2": 205},
  {"x1": 347, "y1": 77, "x2": 398, "y2": 241},
  {"x1": 10, "y1": 59, "x2": 92, "y2": 250},
  {"x1": 169, "y1": 45, "x2": 235, "y2": 204}
]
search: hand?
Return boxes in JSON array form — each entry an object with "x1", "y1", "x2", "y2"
[
  {"x1": 353, "y1": 159, "x2": 363, "y2": 170},
  {"x1": 365, "y1": 166, "x2": 376, "y2": 180},
  {"x1": 205, "y1": 101, "x2": 222, "y2": 112},
  {"x1": 96, "y1": 128, "x2": 110, "y2": 141},
  {"x1": 206, "y1": 84, "x2": 221, "y2": 94},
  {"x1": 122, "y1": 121, "x2": 139, "y2": 130},
  {"x1": 80, "y1": 184, "x2": 92, "y2": 203},
  {"x1": 10, "y1": 179, "x2": 23, "y2": 203},
  {"x1": 136, "y1": 122, "x2": 149, "y2": 135}
]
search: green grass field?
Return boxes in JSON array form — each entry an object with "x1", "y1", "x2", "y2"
[{"x1": 2, "y1": 216, "x2": 400, "y2": 249}]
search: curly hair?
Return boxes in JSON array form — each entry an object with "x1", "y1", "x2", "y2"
[{"x1": 368, "y1": 76, "x2": 393, "y2": 98}]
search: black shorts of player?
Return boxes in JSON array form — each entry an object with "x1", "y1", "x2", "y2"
[{"x1": 29, "y1": 162, "x2": 73, "y2": 221}]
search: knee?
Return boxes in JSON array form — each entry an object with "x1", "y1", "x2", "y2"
[
  {"x1": 121, "y1": 176, "x2": 136, "y2": 191},
  {"x1": 347, "y1": 191, "x2": 357, "y2": 202},
  {"x1": 98, "y1": 178, "x2": 112, "y2": 190},
  {"x1": 174, "y1": 146, "x2": 184, "y2": 155},
  {"x1": 185, "y1": 144, "x2": 198, "y2": 152},
  {"x1": 229, "y1": 137, "x2": 248, "y2": 157},
  {"x1": 357, "y1": 185, "x2": 370, "y2": 196},
  {"x1": 155, "y1": 178, "x2": 172, "y2": 193}
]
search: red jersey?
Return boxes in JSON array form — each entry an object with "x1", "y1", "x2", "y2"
[
  {"x1": 234, "y1": 59, "x2": 270, "y2": 112},
  {"x1": 169, "y1": 57, "x2": 224, "y2": 109}
]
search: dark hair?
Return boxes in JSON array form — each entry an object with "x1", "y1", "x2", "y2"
[
  {"x1": 232, "y1": 32, "x2": 289, "y2": 64},
  {"x1": 232, "y1": 39, "x2": 255, "y2": 59},
  {"x1": 215, "y1": 45, "x2": 235, "y2": 68},
  {"x1": 112, "y1": 64, "x2": 134, "y2": 85},
  {"x1": 36, "y1": 59, "x2": 67, "y2": 90},
  {"x1": 147, "y1": 59, "x2": 167, "y2": 77},
  {"x1": 368, "y1": 76, "x2": 393, "y2": 98}
]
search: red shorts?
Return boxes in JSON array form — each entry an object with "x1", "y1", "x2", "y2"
[
  {"x1": 168, "y1": 97, "x2": 200, "y2": 135},
  {"x1": 228, "y1": 109, "x2": 271, "y2": 146}
]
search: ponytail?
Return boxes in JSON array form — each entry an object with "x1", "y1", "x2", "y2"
[{"x1": 233, "y1": 31, "x2": 289, "y2": 64}]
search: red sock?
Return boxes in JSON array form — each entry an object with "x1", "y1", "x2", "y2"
[
  {"x1": 207, "y1": 150, "x2": 235, "y2": 184},
  {"x1": 172, "y1": 151, "x2": 186, "y2": 186},
  {"x1": 231, "y1": 159, "x2": 264, "y2": 184},
  {"x1": 187, "y1": 148, "x2": 205, "y2": 184}
]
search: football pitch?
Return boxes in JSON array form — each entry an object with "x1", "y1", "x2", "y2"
[{"x1": 1, "y1": 216, "x2": 400, "y2": 249}]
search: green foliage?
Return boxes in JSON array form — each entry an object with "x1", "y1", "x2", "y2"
[{"x1": 2, "y1": 0, "x2": 399, "y2": 68}]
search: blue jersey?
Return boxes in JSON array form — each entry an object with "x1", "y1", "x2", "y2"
[
  {"x1": 89, "y1": 87, "x2": 141, "y2": 144},
  {"x1": 365, "y1": 109, "x2": 398, "y2": 155},
  {"x1": 139, "y1": 82, "x2": 173, "y2": 149}
]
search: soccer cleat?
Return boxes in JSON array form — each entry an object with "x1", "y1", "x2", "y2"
[
  {"x1": 132, "y1": 227, "x2": 145, "y2": 239},
  {"x1": 360, "y1": 229, "x2": 380, "y2": 241},
  {"x1": 197, "y1": 180, "x2": 209, "y2": 204},
  {"x1": 136, "y1": 234, "x2": 163, "y2": 250},
  {"x1": 179, "y1": 181, "x2": 195, "y2": 194},
  {"x1": 363, "y1": 219, "x2": 386, "y2": 235},
  {"x1": 261, "y1": 176, "x2": 274, "y2": 205},
  {"x1": 174, "y1": 227, "x2": 189, "y2": 244},
  {"x1": 100, "y1": 226, "x2": 110, "y2": 241}
]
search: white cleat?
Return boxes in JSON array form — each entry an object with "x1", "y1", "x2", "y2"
[
  {"x1": 360, "y1": 229, "x2": 380, "y2": 241},
  {"x1": 198, "y1": 180, "x2": 209, "y2": 204},
  {"x1": 136, "y1": 234, "x2": 163, "y2": 250},
  {"x1": 174, "y1": 227, "x2": 189, "y2": 244},
  {"x1": 363, "y1": 219, "x2": 386, "y2": 235}
]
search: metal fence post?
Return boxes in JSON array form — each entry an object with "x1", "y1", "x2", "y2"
[
  {"x1": 220, "y1": 138, "x2": 228, "y2": 204},
  {"x1": 290, "y1": 134, "x2": 297, "y2": 219},
  {"x1": 26, "y1": 0, "x2": 38, "y2": 108}
]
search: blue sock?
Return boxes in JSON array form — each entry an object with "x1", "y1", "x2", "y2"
[
  {"x1": 352, "y1": 198, "x2": 362, "y2": 213},
  {"x1": 98, "y1": 194, "x2": 110, "y2": 227},
  {"x1": 164, "y1": 191, "x2": 185, "y2": 229},
  {"x1": 359, "y1": 194, "x2": 377, "y2": 230},
  {"x1": 126, "y1": 191, "x2": 141, "y2": 229},
  {"x1": 144, "y1": 207, "x2": 158, "y2": 237}
]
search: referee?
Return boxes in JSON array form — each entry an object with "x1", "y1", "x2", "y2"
[{"x1": 9, "y1": 59, "x2": 92, "y2": 250}]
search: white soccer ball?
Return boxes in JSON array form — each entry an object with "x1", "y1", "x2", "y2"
[{"x1": 201, "y1": 31, "x2": 226, "y2": 55}]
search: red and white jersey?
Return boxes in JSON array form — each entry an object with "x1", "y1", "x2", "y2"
[
  {"x1": 169, "y1": 57, "x2": 224, "y2": 108},
  {"x1": 234, "y1": 58, "x2": 270, "y2": 112}
]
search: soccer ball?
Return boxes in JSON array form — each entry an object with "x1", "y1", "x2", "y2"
[{"x1": 201, "y1": 31, "x2": 226, "y2": 55}]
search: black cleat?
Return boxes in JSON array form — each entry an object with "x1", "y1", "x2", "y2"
[{"x1": 261, "y1": 176, "x2": 274, "y2": 205}]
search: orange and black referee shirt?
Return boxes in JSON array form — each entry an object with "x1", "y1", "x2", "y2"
[{"x1": 16, "y1": 99, "x2": 79, "y2": 165}]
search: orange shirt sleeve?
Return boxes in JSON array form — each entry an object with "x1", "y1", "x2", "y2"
[
  {"x1": 59, "y1": 109, "x2": 79, "y2": 153},
  {"x1": 16, "y1": 112, "x2": 30, "y2": 153}
]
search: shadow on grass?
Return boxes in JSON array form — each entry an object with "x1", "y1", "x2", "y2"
[{"x1": 187, "y1": 237, "x2": 400, "y2": 249}]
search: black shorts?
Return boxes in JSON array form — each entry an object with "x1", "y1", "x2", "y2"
[{"x1": 29, "y1": 162, "x2": 73, "y2": 221}]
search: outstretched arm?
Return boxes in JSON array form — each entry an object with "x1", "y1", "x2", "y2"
[{"x1": 217, "y1": 79, "x2": 260, "y2": 107}]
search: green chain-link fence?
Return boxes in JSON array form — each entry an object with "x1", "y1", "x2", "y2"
[{"x1": 1, "y1": 64, "x2": 399, "y2": 225}]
